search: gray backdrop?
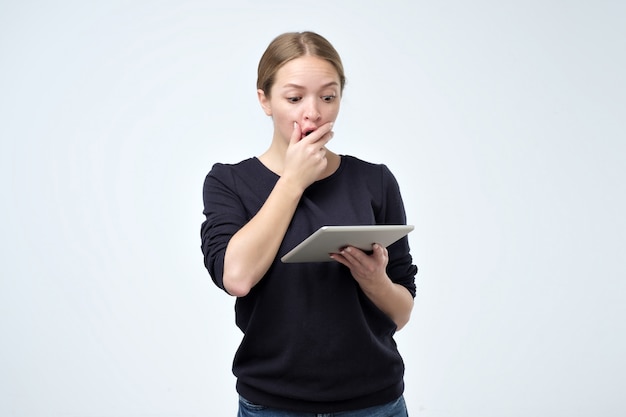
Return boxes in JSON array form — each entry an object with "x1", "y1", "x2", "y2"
[{"x1": 1, "y1": 1, "x2": 624, "y2": 416}]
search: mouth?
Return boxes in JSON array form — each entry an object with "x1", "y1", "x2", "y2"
[{"x1": 302, "y1": 127, "x2": 317, "y2": 139}]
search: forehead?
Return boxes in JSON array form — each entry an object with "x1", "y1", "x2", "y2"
[{"x1": 274, "y1": 55, "x2": 340, "y2": 89}]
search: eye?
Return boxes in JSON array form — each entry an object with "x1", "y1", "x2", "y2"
[
  {"x1": 287, "y1": 97, "x2": 301, "y2": 103},
  {"x1": 322, "y1": 95, "x2": 336, "y2": 103}
]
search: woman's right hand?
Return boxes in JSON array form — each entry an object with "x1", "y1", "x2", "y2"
[{"x1": 282, "y1": 121, "x2": 334, "y2": 190}]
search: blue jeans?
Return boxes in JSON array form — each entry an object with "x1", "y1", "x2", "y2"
[{"x1": 237, "y1": 395, "x2": 408, "y2": 417}]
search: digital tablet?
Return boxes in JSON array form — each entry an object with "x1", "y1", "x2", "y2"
[{"x1": 281, "y1": 225, "x2": 414, "y2": 263}]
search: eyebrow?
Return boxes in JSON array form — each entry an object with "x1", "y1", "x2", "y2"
[{"x1": 281, "y1": 81, "x2": 339, "y2": 90}]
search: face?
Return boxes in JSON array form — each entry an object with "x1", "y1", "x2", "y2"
[{"x1": 258, "y1": 55, "x2": 341, "y2": 143}]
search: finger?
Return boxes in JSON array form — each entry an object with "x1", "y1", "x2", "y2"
[
  {"x1": 340, "y1": 246, "x2": 364, "y2": 264},
  {"x1": 372, "y1": 244, "x2": 389, "y2": 264},
  {"x1": 318, "y1": 129, "x2": 334, "y2": 148},
  {"x1": 290, "y1": 121, "x2": 302, "y2": 144},
  {"x1": 373, "y1": 243, "x2": 385, "y2": 255},
  {"x1": 329, "y1": 252, "x2": 347, "y2": 265},
  {"x1": 332, "y1": 251, "x2": 359, "y2": 270},
  {"x1": 301, "y1": 122, "x2": 334, "y2": 145}
]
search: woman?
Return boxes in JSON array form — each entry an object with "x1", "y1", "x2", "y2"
[{"x1": 201, "y1": 31, "x2": 417, "y2": 416}]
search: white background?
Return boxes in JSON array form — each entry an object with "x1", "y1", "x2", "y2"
[{"x1": 1, "y1": 1, "x2": 624, "y2": 416}]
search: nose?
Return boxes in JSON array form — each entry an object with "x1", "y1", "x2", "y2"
[{"x1": 304, "y1": 99, "x2": 321, "y2": 121}]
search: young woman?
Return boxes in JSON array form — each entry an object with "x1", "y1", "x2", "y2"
[{"x1": 201, "y1": 31, "x2": 417, "y2": 416}]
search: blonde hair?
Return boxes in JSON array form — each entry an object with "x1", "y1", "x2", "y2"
[{"x1": 257, "y1": 31, "x2": 346, "y2": 97}]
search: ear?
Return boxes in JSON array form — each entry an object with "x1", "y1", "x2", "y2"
[{"x1": 257, "y1": 89, "x2": 272, "y2": 116}]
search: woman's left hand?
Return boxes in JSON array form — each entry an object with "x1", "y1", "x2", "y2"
[
  {"x1": 330, "y1": 243, "x2": 390, "y2": 292},
  {"x1": 331, "y1": 243, "x2": 414, "y2": 330}
]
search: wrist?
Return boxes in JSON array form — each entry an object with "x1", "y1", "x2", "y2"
[
  {"x1": 360, "y1": 274, "x2": 394, "y2": 299},
  {"x1": 275, "y1": 175, "x2": 306, "y2": 197}
]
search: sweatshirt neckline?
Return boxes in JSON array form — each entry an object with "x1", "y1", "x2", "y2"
[{"x1": 252, "y1": 155, "x2": 347, "y2": 184}]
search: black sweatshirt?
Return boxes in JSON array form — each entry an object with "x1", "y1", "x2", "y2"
[{"x1": 200, "y1": 155, "x2": 417, "y2": 413}]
